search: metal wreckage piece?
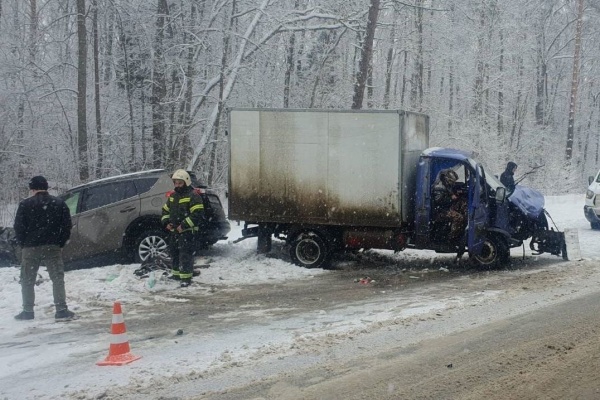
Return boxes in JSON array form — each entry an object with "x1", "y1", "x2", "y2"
[{"x1": 133, "y1": 254, "x2": 172, "y2": 278}]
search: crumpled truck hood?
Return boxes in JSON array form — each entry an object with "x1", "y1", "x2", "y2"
[{"x1": 508, "y1": 186, "x2": 545, "y2": 219}]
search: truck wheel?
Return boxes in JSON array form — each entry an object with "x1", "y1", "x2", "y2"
[
  {"x1": 473, "y1": 235, "x2": 509, "y2": 268},
  {"x1": 289, "y1": 231, "x2": 331, "y2": 269},
  {"x1": 134, "y1": 230, "x2": 169, "y2": 263},
  {"x1": 591, "y1": 222, "x2": 600, "y2": 230}
]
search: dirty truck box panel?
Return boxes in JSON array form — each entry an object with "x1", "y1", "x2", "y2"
[{"x1": 228, "y1": 109, "x2": 429, "y2": 227}]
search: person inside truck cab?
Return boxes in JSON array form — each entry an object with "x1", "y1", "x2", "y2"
[{"x1": 432, "y1": 168, "x2": 467, "y2": 245}]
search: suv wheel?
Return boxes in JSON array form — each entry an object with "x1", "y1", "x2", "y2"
[{"x1": 134, "y1": 230, "x2": 169, "y2": 262}]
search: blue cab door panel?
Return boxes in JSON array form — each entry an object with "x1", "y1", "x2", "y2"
[
  {"x1": 413, "y1": 158, "x2": 431, "y2": 247},
  {"x1": 467, "y1": 163, "x2": 487, "y2": 255}
]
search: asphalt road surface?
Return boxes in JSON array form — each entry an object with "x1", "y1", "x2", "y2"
[
  {"x1": 98, "y1": 254, "x2": 600, "y2": 400},
  {"x1": 217, "y1": 288, "x2": 600, "y2": 400}
]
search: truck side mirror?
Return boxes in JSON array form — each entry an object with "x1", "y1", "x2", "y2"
[
  {"x1": 589, "y1": 176, "x2": 594, "y2": 185},
  {"x1": 495, "y1": 187, "x2": 506, "y2": 203}
]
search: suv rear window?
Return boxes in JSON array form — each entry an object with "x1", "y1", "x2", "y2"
[
  {"x1": 204, "y1": 193, "x2": 226, "y2": 219},
  {"x1": 134, "y1": 177, "x2": 159, "y2": 194}
]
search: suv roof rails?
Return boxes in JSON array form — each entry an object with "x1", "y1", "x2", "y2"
[{"x1": 68, "y1": 169, "x2": 167, "y2": 191}]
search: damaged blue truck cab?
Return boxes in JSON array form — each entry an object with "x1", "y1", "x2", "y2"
[
  {"x1": 414, "y1": 147, "x2": 566, "y2": 265},
  {"x1": 414, "y1": 148, "x2": 509, "y2": 264}
]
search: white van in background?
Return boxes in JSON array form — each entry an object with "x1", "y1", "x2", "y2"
[{"x1": 584, "y1": 170, "x2": 600, "y2": 229}]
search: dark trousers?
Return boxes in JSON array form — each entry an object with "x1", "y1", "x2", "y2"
[
  {"x1": 168, "y1": 232, "x2": 195, "y2": 280},
  {"x1": 20, "y1": 245, "x2": 67, "y2": 312}
]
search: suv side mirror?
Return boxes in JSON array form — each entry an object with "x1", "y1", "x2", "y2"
[
  {"x1": 589, "y1": 176, "x2": 594, "y2": 185},
  {"x1": 495, "y1": 187, "x2": 506, "y2": 203}
]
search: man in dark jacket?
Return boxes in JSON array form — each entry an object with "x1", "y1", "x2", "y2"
[
  {"x1": 500, "y1": 162, "x2": 518, "y2": 193},
  {"x1": 161, "y1": 169, "x2": 205, "y2": 287},
  {"x1": 13, "y1": 176, "x2": 75, "y2": 321}
]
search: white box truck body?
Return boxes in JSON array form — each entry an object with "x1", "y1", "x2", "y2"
[{"x1": 228, "y1": 109, "x2": 429, "y2": 227}]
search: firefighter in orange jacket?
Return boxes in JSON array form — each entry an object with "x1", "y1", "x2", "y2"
[{"x1": 161, "y1": 169, "x2": 205, "y2": 287}]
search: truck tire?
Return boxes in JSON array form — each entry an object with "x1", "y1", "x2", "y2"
[
  {"x1": 473, "y1": 235, "x2": 510, "y2": 268},
  {"x1": 289, "y1": 231, "x2": 331, "y2": 269},
  {"x1": 591, "y1": 221, "x2": 600, "y2": 230},
  {"x1": 134, "y1": 230, "x2": 169, "y2": 263}
]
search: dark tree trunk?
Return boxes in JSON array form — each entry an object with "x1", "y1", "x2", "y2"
[
  {"x1": 497, "y1": 28, "x2": 504, "y2": 138},
  {"x1": 103, "y1": 6, "x2": 114, "y2": 86},
  {"x1": 566, "y1": 0, "x2": 584, "y2": 161},
  {"x1": 535, "y1": 36, "x2": 547, "y2": 126},
  {"x1": 77, "y1": 0, "x2": 89, "y2": 181},
  {"x1": 283, "y1": 0, "x2": 300, "y2": 108},
  {"x1": 170, "y1": 1, "x2": 197, "y2": 169},
  {"x1": 283, "y1": 32, "x2": 295, "y2": 108},
  {"x1": 151, "y1": 0, "x2": 168, "y2": 168},
  {"x1": 117, "y1": 19, "x2": 136, "y2": 171},
  {"x1": 92, "y1": 0, "x2": 103, "y2": 178},
  {"x1": 351, "y1": 0, "x2": 379, "y2": 109},
  {"x1": 472, "y1": 4, "x2": 485, "y2": 116},
  {"x1": 448, "y1": 64, "x2": 454, "y2": 134},
  {"x1": 412, "y1": 0, "x2": 424, "y2": 111},
  {"x1": 207, "y1": 0, "x2": 236, "y2": 185}
]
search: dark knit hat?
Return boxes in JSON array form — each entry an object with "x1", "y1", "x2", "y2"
[{"x1": 29, "y1": 175, "x2": 49, "y2": 191}]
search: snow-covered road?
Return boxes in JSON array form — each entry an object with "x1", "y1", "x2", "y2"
[{"x1": 0, "y1": 194, "x2": 597, "y2": 399}]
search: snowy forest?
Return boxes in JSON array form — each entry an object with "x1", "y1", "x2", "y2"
[{"x1": 0, "y1": 0, "x2": 599, "y2": 205}]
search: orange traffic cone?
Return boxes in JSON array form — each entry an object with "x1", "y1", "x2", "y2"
[{"x1": 96, "y1": 302, "x2": 142, "y2": 366}]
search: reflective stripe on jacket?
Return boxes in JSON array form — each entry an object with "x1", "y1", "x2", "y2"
[{"x1": 161, "y1": 186, "x2": 205, "y2": 233}]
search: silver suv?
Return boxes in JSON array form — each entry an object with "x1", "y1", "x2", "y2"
[{"x1": 59, "y1": 169, "x2": 230, "y2": 263}]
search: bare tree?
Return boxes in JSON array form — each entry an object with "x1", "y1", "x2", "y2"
[
  {"x1": 351, "y1": 0, "x2": 379, "y2": 109},
  {"x1": 92, "y1": 0, "x2": 103, "y2": 178},
  {"x1": 410, "y1": 0, "x2": 424, "y2": 111},
  {"x1": 187, "y1": 0, "x2": 271, "y2": 171},
  {"x1": 472, "y1": 2, "x2": 486, "y2": 117},
  {"x1": 566, "y1": 0, "x2": 584, "y2": 161},
  {"x1": 151, "y1": 0, "x2": 168, "y2": 168},
  {"x1": 77, "y1": 0, "x2": 89, "y2": 181},
  {"x1": 283, "y1": 0, "x2": 301, "y2": 108},
  {"x1": 383, "y1": 5, "x2": 398, "y2": 110},
  {"x1": 497, "y1": 27, "x2": 504, "y2": 139},
  {"x1": 207, "y1": 0, "x2": 236, "y2": 185}
]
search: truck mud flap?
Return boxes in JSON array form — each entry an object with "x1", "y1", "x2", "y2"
[{"x1": 562, "y1": 228, "x2": 582, "y2": 261}]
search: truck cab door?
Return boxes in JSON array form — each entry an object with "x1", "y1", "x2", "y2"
[
  {"x1": 413, "y1": 157, "x2": 431, "y2": 247},
  {"x1": 467, "y1": 163, "x2": 487, "y2": 255}
]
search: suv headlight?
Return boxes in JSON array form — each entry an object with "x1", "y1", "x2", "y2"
[{"x1": 586, "y1": 190, "x2": 595, "y2": 199}]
